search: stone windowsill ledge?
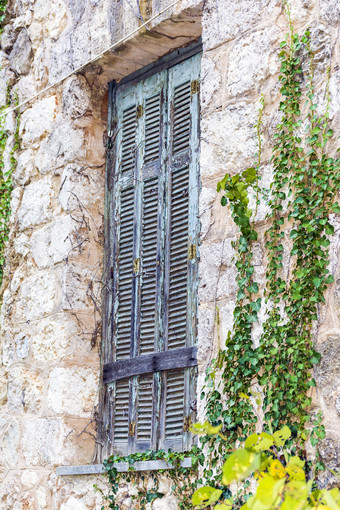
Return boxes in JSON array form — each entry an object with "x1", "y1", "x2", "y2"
[{"x1": 56, "y1": 458, "x2": 192, "y2": 476}]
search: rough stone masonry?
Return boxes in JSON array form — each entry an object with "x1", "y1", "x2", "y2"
[{"x1": 0, "y1": 0, "x2": 339, "y2": 508}]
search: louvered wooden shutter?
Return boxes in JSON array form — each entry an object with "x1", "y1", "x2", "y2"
[
  {"x1": 104, "y1": 50, "x2": 200, "y2": 455},
  {"x1": 160, "y1": 56, "x2": 200, "y2": 451}
]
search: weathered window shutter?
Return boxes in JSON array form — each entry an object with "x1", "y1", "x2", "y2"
[
  {"x1": 161, "y1": 55, "x2": 200, "y2": 451},
  {"x1": 104, "y1": 49, "x2": 200, "y2": 455}
]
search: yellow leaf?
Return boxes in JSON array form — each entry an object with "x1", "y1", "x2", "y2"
[{"x1": 269, "y1": 459, "x2": 286, "y2": 479}]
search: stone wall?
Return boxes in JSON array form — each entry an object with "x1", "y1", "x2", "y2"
[{"x1": 0, "y1": 0, "x2": 339, "y2": 508}]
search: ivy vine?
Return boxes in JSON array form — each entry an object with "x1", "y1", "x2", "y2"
[
  {"x1": 203, "y1": 0, "x2": 338, "y2": 476},
  {"x1": 0, "y1": 91, "x2": 20, "y2": 288},
  {"x1": 0, "y1": 0, "x2": 7, "y2": 30},
  {"x1": 99, "y1": 447, "x2": 203, "y2": 510}
]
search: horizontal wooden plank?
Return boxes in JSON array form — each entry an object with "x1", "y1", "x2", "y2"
[
  {"x1": 103, "y1": 346, "x2": 197, "y2": 383},
  {"x1": 56, "y1": 458, "x2": 192, "y2": 476}
]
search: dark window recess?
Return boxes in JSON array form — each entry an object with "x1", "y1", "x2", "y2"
[{"x1": 102, "y1": 49, "x2": 201, "y2": 456}]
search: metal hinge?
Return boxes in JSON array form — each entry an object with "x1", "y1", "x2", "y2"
[
  {"x1": 129, "y1": 421, "x2": 136, "y2": 436},
  {"x1": 137, "y1": 105, "x2": 143, "y2": 118},
  {"x1": 183, "y1": 416, "x2": 191, "y2": 432},
  {"x1": 188, "y1": 244, "x2": 197, "y2": 260},
  {"x1": 133, "y1": 258, "x2": 140, "y2": 273},
  {"x1": 191, "y1": 80, "x2": 199, "y2": 95}
]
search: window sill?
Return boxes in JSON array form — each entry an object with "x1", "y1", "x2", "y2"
[{"x1": 56, "y1": 457, "x2": 192, "y2": 476}]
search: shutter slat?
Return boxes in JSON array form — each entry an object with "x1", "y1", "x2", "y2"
[{"x1": 117, "y1": 187, "x2": 134, "y2": 360}]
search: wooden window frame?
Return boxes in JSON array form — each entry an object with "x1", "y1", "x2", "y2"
[{"x1": 100, "y1": 41, "x2": 202, "y2": 458}]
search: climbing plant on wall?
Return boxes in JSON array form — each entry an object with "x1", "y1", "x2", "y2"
[
  {"x1": 0, "y1": 0, "x2": 20, "y2": 291},
  {"x1": 0, "y1": 0, "x2": 7, "y2": 29},
  {"x1": 0, "y1": 93, "x2": 20, "y2": 289},
  {"x1": 202, "y1": 0, "x2": 338, "y2": 478}
]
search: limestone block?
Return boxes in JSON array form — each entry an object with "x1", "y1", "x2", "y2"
[
  {"x1": 329, "y1": 72, "x2": 340, "y2": 122},
  {"x1": 315, "y1": 335, "x2": 340, "y2": 416},
  {"x1": 199, "y1": 186, "x2": 217, "y2": 240},
  {"x1": 1, "y1": 24, "x2": 18, "y2": 53},
  {"x1": 201, "y1": 55, "x2": 222, "y2": 110},
  {"x1": 59, "y1": 164, "x2": 104, "y2": 213},
  {"x1": 62, "y1": 75, "x2": 91, "y2": 119},
  {"x1": 308, "y1": 24, "x2": 332, "y2": 78},
  {"x1": 2, "y1": 330, "x2": 14, "y2": 367},
  {"x1": 288, "y1": 0, "x2": 315, "y2": 24},
  {"x1": 200, "y1": 103, "x2": 257, "y2": 180},
  {"x1": 49, "y1": 34, "x2": 73, "y2": 82},
  {"x1": 89, "y1": 4, "x2": 111, "y2": 56},
  {"x1": 318, "y1": 436, "x2": 340, "y2": 488},
  {"x1": 0, "y1": 421, "x2": 20, "y2": 467},
  {"x1": 33, "y1": 0, "x2": 67, "y2": 39},
  {"x1": 30, "y1": 216, "x2": 73, "y2": 268},
  {"x1": 202, "y1": 0, "x2": 280, "y2": 50},
  {"x1": 62, "y1": 264, "x2": 93, "y2": 311},
  {"x1": 0, "y1": 368, "x2": 7, "y2": 405},
  {"x1": 0, "y1": 69, "x2": 8, "y2": 106},
  {"x1": 28, "y1": 22, "x2": 43, "y2": 50},
  {"x1": 47, "y1": 367, "x2": 98, "y2": 417},
  {"x1": 36, "y1": 486, "x2": 48, "y2": 509},
  {"x1": 36, "y1": 118, "x2": 85, "y2": 174},
  {"x1": 14, "y1": 149, "x2": 36, "y2": 185},
  {"x1": 199, "y1": 240, "x2": 237, "y2": 303},
  {"x1": 20, "y1": 96, "x2": 57, "y2": 145},
  {"x1": 227, "y1": 28, "x2": 279, "y2": 97},
  {"x1": 66, "y1": 0, "x2": 86, "y2": 24},
  {"x1": 197, "y1": 305, "x2": 215, "y2": 364},
  {"x1": 319, "y1": 0, "x2": 340, "y2": 25},
  {"x1": 336, "y1": 394, "x2": 340, "y2": 416},
  {"x1": 4, "y1": 110, "x2": 16, "y2": 133},
  {"x1": 17, "y1": 177, "x2": 54, "y2": 230},
  {"x1": 198, "y1": 241, "x2": 224, "y2": 303},
  {"x1": 15, "y1": 73, "x2": 38, "y2": 103},
  {"x1": 250, "y1": 164, "x2": 273, "y2": 223},
  {"x1": 21, "y1": 470, "x2": 39, "y2": 489},
  {"x1": 71, "y1": 23, "x2": 91, "y2": 70},
  {"x1": 13, "y1": 232, "x2": 30, "y2": 257},
  {"x1": 15, "y1": 332, "x2": 30, "y2": 359},
  {"x1": 60, "y1": 497, "x2": 90, "y2": 510},
  {"x1": 153, "y1": 495, "x2": 179, "y2": 510},
  {"x1": 9, "y1": 28, "x2": 33, "y2": 75},
  {"x1": 217, "y1": 240, "x2": 238, "y2": 299},
  {"x1": 7, "y1": 366, "x2": 44, "y2": 414},
  {"x1": 31, "y1": 314, "x2": 79, "y2": 363},
  {"x1": 220, "y1": 300, "x2": 236, "y2": 340},
  {"x1": 23, "y1": 418, "x2": 67, "y2": 466},
  {"x1": 15, "y1": 269, "x2": 61, "y2": 321},
  {"x1": 2, "y1": 134, "x2": 15, "y2": 178}
]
